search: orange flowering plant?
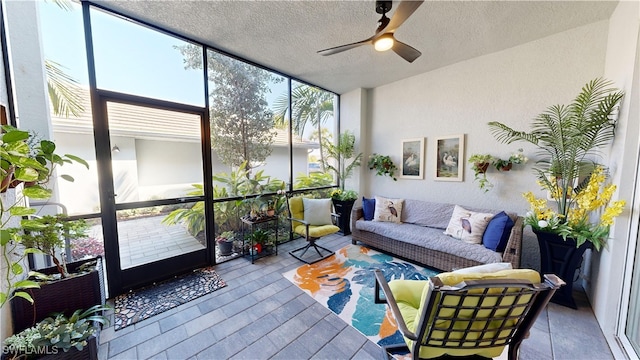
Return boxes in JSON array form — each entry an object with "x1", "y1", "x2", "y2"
[{"x1": 489, "y1": 78, "x2": 626, "y2": 251}]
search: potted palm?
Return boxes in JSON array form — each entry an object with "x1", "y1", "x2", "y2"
[
  {"x1": 322, "y1": 131, "x2": 362, "y2": 235},
  {"x1": 488, "y1": 78, "x2": 625, "y2": 308}
]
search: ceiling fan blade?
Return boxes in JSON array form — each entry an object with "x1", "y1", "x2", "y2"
[
  {"x1": 392, "y1": 40, "x2": 422, "y2": 63},
  {"x1": 384, "y1": 0, "x2": 424, "y2": 33},
  {"x1": 317, "y1": 38, "x2": 373, "y2": 56}
]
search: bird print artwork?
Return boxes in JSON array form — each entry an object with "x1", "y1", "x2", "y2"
[
  {"x1": 404, "y1": 154, "x2": 417, "y2": 167},
  {"x1": 461, "y1": 218, "x2": 472, "y2": 233},
  {"x1": 388, "y1": 201, "x2": 398, "y2": 220}
]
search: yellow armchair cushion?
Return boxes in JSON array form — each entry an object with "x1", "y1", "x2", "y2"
[
  {"x1": 293, "y1": 224, "x2": 340, "y2": 238},
  {"x1": 393, "y1": 269, "x2": 540, "y2": 359}
]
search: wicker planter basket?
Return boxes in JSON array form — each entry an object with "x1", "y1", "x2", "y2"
[{"x1": 11, "y1": 257, "x2": 105, "y2": 334}]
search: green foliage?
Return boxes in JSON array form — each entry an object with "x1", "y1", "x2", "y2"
[
  {"x1": 488, "y1": 78, "x2": 624, "y2": 219},
  {"x1": 247, "y1": 228, "x2": 270, "y2": 246},
  {"x1": 368, "y1": 154, "x2": 398, "y2": 181},
  {"x1": 21, "y1": 215, "x2": 89, "y2": 278},
  {"x1": 293, "y1": 172, "x2": 333, "y2": 190},
  {"x1": 1, "y1": 126, "x2": 87, "y2": 308},
  {"x1": 329, "y1": 189, "x2": 358, "y2": 201},
  {"x1": 468, "y1": 154, "x2": 493, "y2": 192},
  {"x1": 162, "y1": 161, "x2": 285, "y2": 236},
  {"x1": 177, "y1": 46, "x2": 280, "y2": 172},
  {"x1": 322, "y1": 130, "x2": 362, "y2": 191}
]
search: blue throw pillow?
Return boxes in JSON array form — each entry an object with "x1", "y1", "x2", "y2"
[
  {"x1": 362, "y1": 197, "x2": 375, "y2": 221},
  {"x1": 482, "y1": 211, "x2": 515, "y2": 252}
]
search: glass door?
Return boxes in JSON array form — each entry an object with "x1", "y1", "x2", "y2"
[{"x1": 97, "y1": 94, "x2": 213, "y2": 295}]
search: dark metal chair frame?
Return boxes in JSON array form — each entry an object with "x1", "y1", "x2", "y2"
[
  {"x1": 374, "y1": 269, "x2": 565, "y2": 360},
  {"x1": 285, "y1": 195, "x2": 340, "y2": 264}
]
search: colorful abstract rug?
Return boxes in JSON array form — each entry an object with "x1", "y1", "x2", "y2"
[
  {"x1": 283, "y1": 244, "x2": 438, "y2": 347},
  {"x1": 113, "y1": 267, "x2": 226, "y2": 330}
]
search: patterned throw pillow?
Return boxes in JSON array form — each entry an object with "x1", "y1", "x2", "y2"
[
  {"x1": 444, "y1": 205, "x2": 494, "y2": 244},
  {"x1": 373, "y1": 196, "x2": 404, "y2": 223}
]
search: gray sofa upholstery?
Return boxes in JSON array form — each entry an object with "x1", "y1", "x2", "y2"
[{"x1": 350, "y1": 199, "x2": 522, "y2": 271}]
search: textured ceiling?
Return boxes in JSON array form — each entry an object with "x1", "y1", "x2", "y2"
[{"x1": 92, "y1": 1, "x2": 618, "y2": 94}]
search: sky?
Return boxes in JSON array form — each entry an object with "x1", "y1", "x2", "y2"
[{"x1": 39, "y1": 1, "x2": 288, "y2": 109}]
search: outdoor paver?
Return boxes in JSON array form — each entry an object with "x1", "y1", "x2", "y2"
[
  {"x1": 108, "y1": 322, "x2": 161, "y2": 357},
  {"x1": 159, "y1": 304, "x2": 202, "y2": 332},
  {"x1": 184, "y1": 308, "x2": 227, "y2": 337},
  {"x1": 237, "y1": 313, "x2": 281, "y2": 344},
  {"x1": 108, "y1": 346, "x2": 138, "y2": 360},
  {"x1": 311, "y1": 341, "x2": 352, "y2": 360},
  {"x1": 196, "y1": 332, "x2": 249, "y2": 360},
  {"x1": 296, "y1": 317, "x2": 342, "y2": 354},
  {"x1": 136, "y1": 325, "x2": 189, "y2": 359},
  {"x1": 231, "y1": 335, "x2": 279, "y2": 360},
  {"x1": 266, "y1": 317, "x2": 311, "y2": 347},
  {"x1": 271, "y1": 339, "x2": 315, "y2": 360},
  {"x1": 165, "y1": 328, "x2": 216, "y2": 359}
]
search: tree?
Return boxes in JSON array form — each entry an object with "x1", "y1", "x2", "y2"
[
  {"x1": 273, "y1": 84, "x2": 335, "y2": 171},
  {"x1": 177, "y1": 47, "x2": 278, "y2": 173}
]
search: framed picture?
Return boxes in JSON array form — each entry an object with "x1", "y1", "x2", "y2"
[
  {"x1": 435, "y1": 134, "x2": 464, "y2": 181},
  {"x1": 400, "y1": 138, "x2": 425, "y2": 179}
]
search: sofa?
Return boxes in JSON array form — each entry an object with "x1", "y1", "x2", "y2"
[{"x1": 350, "y1": 199, "x2": 523, "y2": 271}]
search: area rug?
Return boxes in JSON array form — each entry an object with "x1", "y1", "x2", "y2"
[
  {"x1": 283, "y1": 244, "x2": 438, "y2": 347},
  {"x1": 113, "y1": 267, "x2": 226, "y2": 330}
]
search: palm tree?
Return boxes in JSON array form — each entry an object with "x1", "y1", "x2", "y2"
[
  {"x1": 273, "y1": 84, "x2": 335, "y2": 171},
  {"x1": 45, "y1": 60, "x2": 84, "y2": 117}
]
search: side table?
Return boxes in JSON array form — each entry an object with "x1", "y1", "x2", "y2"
[{"x1": 241, "y1": 215, "x2": 278, "y2": 264}]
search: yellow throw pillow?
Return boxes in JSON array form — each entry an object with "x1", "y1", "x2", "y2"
[
  {"x1": 373, "y1": 196, "x2": 404, "y2": 223},
  {"x1": 444, "y1": 205, "x2": 494, "y2": 244}
]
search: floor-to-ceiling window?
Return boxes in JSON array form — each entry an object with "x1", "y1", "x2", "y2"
[{"x1": 29, "y1": 1, "x2": 339, "y2": 295}]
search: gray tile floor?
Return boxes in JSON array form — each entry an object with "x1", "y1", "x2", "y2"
[{"x1": 99, "y1": 233, "x2": 614, "y2": 360}]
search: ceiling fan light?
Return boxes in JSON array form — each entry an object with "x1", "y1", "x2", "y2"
[{"x1": 374, "y1": 34, "x2": 394, "y2": 52}]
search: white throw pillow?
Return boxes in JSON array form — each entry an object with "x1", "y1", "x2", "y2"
[
  {"x1": 303, "y1": 198, "x2": 333, "y2": 225},
  {"x1": 373, "y1": 196, "x2": 404, "y2": 223},
  {"x1": 452, "y1": 262, "x2": 513, "y2": 274},
  {"x1": 444, "y1": 205, "x2": 494, "y2": 244}
]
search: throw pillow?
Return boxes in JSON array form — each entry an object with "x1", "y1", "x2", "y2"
[
  {"x1": 444, "y1": 205, "x2": 494, "y2": 244},
  {"x1": 452, "y1": 262, "x2": 512, "y2": 275},
  {"x1": 482, "y1": 211, "x2": 515, "y2": 252},
  {"x1": 302, "y1": 198, "x2": 333, "y2": 225},
  {"x1": 373, "y1": 196, "x2": 404, "y2": 223},
  {"x1": 362, "y1": 197, "x2": 376, "y2": 221}
]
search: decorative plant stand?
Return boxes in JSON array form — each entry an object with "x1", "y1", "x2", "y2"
[
  {"x1": 241, "y1": 216, "x2": 278, "y2": 264},
  {"x1": 332, "y1": 199, "x2": 354, "y2": 235}
]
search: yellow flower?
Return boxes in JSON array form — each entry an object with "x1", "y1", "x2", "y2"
[{"x1": 600, "y1": 200, "x2": 626, "y2": 226}]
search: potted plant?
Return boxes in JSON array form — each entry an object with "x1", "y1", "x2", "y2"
[
  {"x1": 247, "y1": 228, "x2": 270, "y2": 255},
  {"x1": 321, "y1": 131, "x2": 362, "y2": 235},
  {"x1": 368, "y1": 154, "x2": 398, "y2": 181},
  {"x1": 488, "y1": 78, "x2": 625, "y2": 308},
  {"x1": 215, "y1": 230, "x2": 235, "y2": 256},
  {"x1": 3, "y1": 304, "x2": 109, "y2": 360},
  {"x1": 1, "y1": 126, "x2": 88, "y2": 311},
  {"x1": 468, "y1": 154, "x2": 494, "y2": 192},
  {"x1": 492, "y1": 148, "x2": 528, "y2": 171}
]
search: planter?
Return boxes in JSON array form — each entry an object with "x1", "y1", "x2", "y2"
[
  {"x1": 11, "y1": 257, "x2": 105, "y2": 333},
  {"x1": 474, "y1": 162, "x2": 490, "y2": 173},
  {"x1": 1, "y1": 334, "x2": 99, "y2": 360},
  {"x1": 499, "y1": 162, "x2": 513, "y2": 171},
  {"x1": 332, "y1": 199, "x2": 355, "y2": 235},
  {"x1": 218, "y1": 241, "x2": 233, "y2": 256},
  {"x1": 533, "y1": 229, "x2": 592, "y2": 309}
]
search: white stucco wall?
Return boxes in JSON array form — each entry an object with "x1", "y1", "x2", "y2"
[
  {"x1": 358, "y1": 20, "x2": 608, "y2": 214},
  {"x1": 340, "y1": 88, "x2": 367, "y2": 204},
  {"x1": 591, "y1": 1, "x2": 640, "y2": 358}
]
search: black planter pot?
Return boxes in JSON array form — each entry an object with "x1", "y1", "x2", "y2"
[
  {"x1": 218, "y1": 241, "x2": 233, "y2": 256},
  {"x1": 332, "y1": 199, "x2": 355, "y2": 235},
  {"x1": 11, "y1": 257, "x2": 105, "y2": 333},
  {"x1": 534, "y1": 229, "x2": 592, "y2": 309}
]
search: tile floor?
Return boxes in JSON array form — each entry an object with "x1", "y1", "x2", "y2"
[{"x1": 99, "y1": 233, "x2": 614, "y2": 360}]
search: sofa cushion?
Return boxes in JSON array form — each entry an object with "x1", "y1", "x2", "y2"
[
  {"x1": 444, "y1": 205, "x2": 494, "y2": 244},
  {"x1": 362, "y1": 197, "x2": 375, "y2": 221},
  {"x1": 402, "y1": 199, "x2": 456, "y2": 228},
  {"x1": 373, "y1": 196, "x2": 404, "y2": 223},
  {"x1": 482, "y1": 211, "x2": 515, "y2": 251},
  {"x1": 355, "y1": 220, "x2": 503, "y2": 264}
]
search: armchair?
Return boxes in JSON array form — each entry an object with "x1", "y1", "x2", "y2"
[
  {"x1": 286, "y1": 196, "x2": 340, "y2": 264},
  {"x1": 374, "y1": 269, "x2": 565, "y2": 359}
]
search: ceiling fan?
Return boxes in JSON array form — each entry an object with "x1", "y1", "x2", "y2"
[{"x1": 317, "y1": 0, "x2": 424, "y2": 63}]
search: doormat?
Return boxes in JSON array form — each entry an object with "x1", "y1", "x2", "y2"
[
  {"x1": 282, "y1": 244, "x2": 438, "y2": 347},
  {"x1": 113, "y1": 267, "x2": 226, "y2": 330}
]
